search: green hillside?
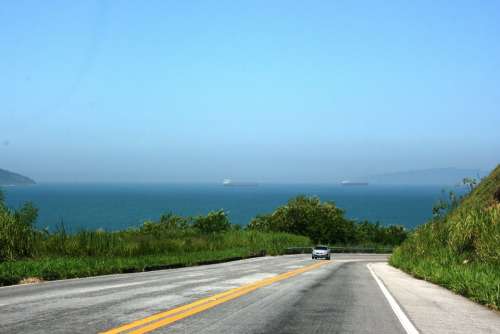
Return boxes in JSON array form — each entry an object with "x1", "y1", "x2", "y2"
[
  {"x1": 0, "y1": 168, "x2": 35, "y2": 186},
  {"x1": 453, "y1": 165, "x2": 500, "y2": 211},
  {"x1": 391, "y1": 165, "x2": 500, "y2": 309}
]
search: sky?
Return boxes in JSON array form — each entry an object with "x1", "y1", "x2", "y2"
[{"x1": 1, "y1": 1, "x2": 499, "y2": 183}]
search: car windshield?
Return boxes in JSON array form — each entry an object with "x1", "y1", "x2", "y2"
[{"x1": 315, "y1": 246, "x2": 328, "y2": 250}]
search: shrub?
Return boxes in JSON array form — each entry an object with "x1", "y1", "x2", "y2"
[
  {"x1": 192, "y1": 210, "x2": 231, "y2": 234},
  {"x1": 0, "y1": 192, "x2": 38, "y2": 260},
  {"x1": 248, "y1": 195, "x2": 407, "y2": 246}
]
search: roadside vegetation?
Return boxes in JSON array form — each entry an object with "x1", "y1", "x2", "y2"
[
  {"x1": 248, "y1": 195, "x2": 408, "y2": 248},
  {"x1": 0, "y1": 190, "x2": 408, "y2": 286},
  {"x1": 390, "y1": 165, "x2": 500, "y2": 309},
  {"x1": 0, "y1": 201, "x2": 309, "y2": 286}
]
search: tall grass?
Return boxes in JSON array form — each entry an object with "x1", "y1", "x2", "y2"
[
  {"x1": 391, "y1": 246, "x2": 500, "y2": 308},
  {"x1": 0, "y1": 246, "x2": 306, "y2": 287},
  {"x1": 390, "y1": 165, "x2": 500, "y2": 309},
  {"x1": 0, "y1": 229, "x2": 310, "y2": 286},
  {"x1": 24, "y1": 227, "x2": 309, "y2": 258},
  {"x1": 0, "y1": 203, "x2": 310, "y2": 286},
  {"x1": 0, "y1": 200, "x2": 38, "y2": 260},
  {"x1": 0, "y1": 190, "x2": 311, "y2": 286}
]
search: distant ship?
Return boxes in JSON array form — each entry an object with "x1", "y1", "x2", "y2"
[
  {"x1": 341, "y1": 180, "x2": 369, "y2": 186},
  {"x1": 223, "y1": 179, "x2": 259, "y2": 187}
]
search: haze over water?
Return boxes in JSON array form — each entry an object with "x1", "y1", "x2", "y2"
[{"x1": 1, "y1": 2, "x2": 499, "y2": 184}]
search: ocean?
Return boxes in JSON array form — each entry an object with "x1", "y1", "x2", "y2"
[{"x1": 1, "y1": 183, "x2": 462, "y2": 232}]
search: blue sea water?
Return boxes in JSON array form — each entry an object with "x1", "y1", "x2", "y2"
[{"x1": 1, "y1": 183, "x2": 461, "y2": 232}]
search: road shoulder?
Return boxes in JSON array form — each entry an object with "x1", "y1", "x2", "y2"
[{"x1": 370, "y1": 262, "x2": 500, "y2": 334}]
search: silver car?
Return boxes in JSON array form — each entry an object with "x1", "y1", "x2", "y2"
[{"x1": 312, "y1": 245, "x2": 331, "y2": 260}]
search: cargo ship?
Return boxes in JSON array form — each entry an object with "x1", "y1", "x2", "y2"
[
  {"x1": 223, "y1": 179, "x2": 259, "y2": 187},
  {"x1": 340, "y1": 180, "x2": 369, "y2": 186}
]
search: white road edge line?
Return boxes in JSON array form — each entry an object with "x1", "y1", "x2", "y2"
[{"x1": 367, "y1": 263, "x2": 419, "y2": 334}]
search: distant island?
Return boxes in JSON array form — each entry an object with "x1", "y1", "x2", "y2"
[
  {"x1": 0, "y1": 168, "x2": 36, "y2": 186},
  {"x1": 365, "y1": 167, "x2": 487, "y2": 185}
]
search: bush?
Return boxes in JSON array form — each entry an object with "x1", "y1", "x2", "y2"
[
  {"x1": 0, "y1": 192, "x2": 38, "y2": 260},
  {"x1": 248, "y1": 195, "x2": 407, "y2": 246},
  {"x1": 192, "y1": 210, "x2": 231, "y2": 234}
]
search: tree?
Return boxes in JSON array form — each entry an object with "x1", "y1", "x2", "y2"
[
  {"x1": 192, "y1": 210, "x2": 230, "y2": 234},
  {"x1": 463, "y1": 177, "x2": 478, "y2": 192},
  {"x1": 249, "y1": 196, "x2": 407, "y2": 246},
  {"x1": 248, "y1": 196, "x2": 355, "y2": 244}
]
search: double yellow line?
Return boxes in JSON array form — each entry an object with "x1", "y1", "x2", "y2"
[{"x1": 101, "y1": 260, "x2": 331, "y2": 334}]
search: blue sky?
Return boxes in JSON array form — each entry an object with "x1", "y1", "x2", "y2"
[{"x1": 1, "y1": 1, "x2": 499, "y2": 182}]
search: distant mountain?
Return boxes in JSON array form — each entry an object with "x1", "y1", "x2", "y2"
[
  {"x1": 0, "y1": 168, "x2": 36, "y2": 186},
  {"x1": 365, "y1": 168, "x2": 488, "y2": 186}
]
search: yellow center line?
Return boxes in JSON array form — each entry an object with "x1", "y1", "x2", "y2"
[{"x1": 100, "y1": 260, "x2": 332, "y2": 334}]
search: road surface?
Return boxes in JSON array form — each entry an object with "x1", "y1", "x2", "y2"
[{"x1": 0, "y1": 254, "x2": 498, "y2": 333}]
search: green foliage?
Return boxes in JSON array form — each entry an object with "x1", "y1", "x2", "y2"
[
  {"x1": 391, "y1": 247, "x2": 500, "y2": 309},
  {"x1": 0, "y1": 195, "x2": 310, "y2": 285},
  {"x1": 391, "y1": 164, "x2": 500, "y2": 309},
  {"x1": 462, "y1": 177, "x2": 478, "y2": 192},
  {"x1": 432, "y1": 190, "x2": 460, "y2": 219},
  {"x1": 248, "y1": 195, "x2": 407, "y2": 246},
  {"x1": 0, "y1": 190, "x2": 39, "y2": 260},
  {"x1": 0, "y1": 230, "x2": 310, "y2": 286},
  {"x1": 448, "y1": 206, "x2": 499, "y2": 264},
  {"x1": 192, "y1": 210, "x2": 231, "y2": 234},
  {"x1": 0, "y1": 188, "x2": 409, "y2": 286},
  {"x1": 355, "y1": 221, "x2": 407, "y2": 246},
  {"x1": 140, "y1": 212, "x2": 188, "y2": 234},
  {"x1": 0, "y1": 191, "x2": 4, "y2": 210},
  {"x1": 248, "y1": 196, "x2": 350, "y2": 243},
  {"x1": 455, "y1": 165, "x2": 500, "y2": 213},
  {"x1": 0, "y1": 250, "x2": 259, "y2": 286}
]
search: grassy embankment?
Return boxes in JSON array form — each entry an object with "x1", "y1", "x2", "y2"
[
  {"x1": 390, "y1": 165, "x2": 500, "y2": 309},
  {"x1": 0, "y1": 205, "x2": 310, "y2": 286}
]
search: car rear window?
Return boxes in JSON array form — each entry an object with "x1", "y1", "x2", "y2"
[{"x1": 314, "y1": 246, "x2": 328, "y2": 250}]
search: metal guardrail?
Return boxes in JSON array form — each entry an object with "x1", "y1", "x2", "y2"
[{"x1": 285, "y1": 246, "x2": 393, "y2": 254}]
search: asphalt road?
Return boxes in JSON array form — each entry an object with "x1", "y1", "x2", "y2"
[{"x1": 0, "y1": 254, "x2": 406, "y2": 333}]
